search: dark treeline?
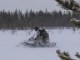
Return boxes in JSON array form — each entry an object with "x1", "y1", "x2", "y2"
[{"x1": 0, "y1": 9, "x2": 80, "y2": 29}]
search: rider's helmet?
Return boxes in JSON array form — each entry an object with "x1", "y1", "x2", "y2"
[{"x1": 34, "y1": 27, "x2": 39, "y2": 31}]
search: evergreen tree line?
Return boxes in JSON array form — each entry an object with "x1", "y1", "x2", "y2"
[{"x1": 0, "y1": 9, "x2": 80, "y2": 29}]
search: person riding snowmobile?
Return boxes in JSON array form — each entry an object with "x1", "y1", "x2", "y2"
[{"x1": 34, "y1": 27, "x2": 49, "y2": 46}]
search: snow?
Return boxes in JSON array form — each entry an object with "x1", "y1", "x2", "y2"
[{"x1": 0, "y1": 28, "x2": 80, "y2": 60}]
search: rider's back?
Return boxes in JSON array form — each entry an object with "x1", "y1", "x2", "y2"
[{"x1": 39, "y1": 29, "x2": 49, "y2": 43}]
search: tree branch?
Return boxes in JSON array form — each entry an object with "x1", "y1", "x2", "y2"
[{"x1": 55, "y1": 0, "x2": 80, "y2": 12}]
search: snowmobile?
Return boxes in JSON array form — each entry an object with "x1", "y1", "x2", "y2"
[{"x1": 20, "y1": 37, "x2": 56, "y2": 47}]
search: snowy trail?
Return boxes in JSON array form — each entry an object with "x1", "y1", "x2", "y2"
[{"x1": 0, "y1": 28, "x2": 80, "y2": 60}]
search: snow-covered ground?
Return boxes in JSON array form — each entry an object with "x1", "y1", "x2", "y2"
[{"x1": 0, "y1": 28, "x2": 80, "y2": 60}]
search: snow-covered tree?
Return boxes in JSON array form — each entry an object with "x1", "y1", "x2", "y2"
[
  {"x1": 56, "y1": 49, "x2": 80, "y2": 60},
  {"x1": 55, "y1": 0, "x2": 80, "y2": 12},
  {"x1": 55, "y1": 0, "x2": 80, "y2": 26}
]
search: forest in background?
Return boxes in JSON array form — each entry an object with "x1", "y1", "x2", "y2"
[{"x1": 0, "y1": 9, "x2": 80, "y2": 29}]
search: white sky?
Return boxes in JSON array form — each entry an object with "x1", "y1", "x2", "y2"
[{"x1": 0, "y1": 0, "x2": 79, "y2": 12}]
